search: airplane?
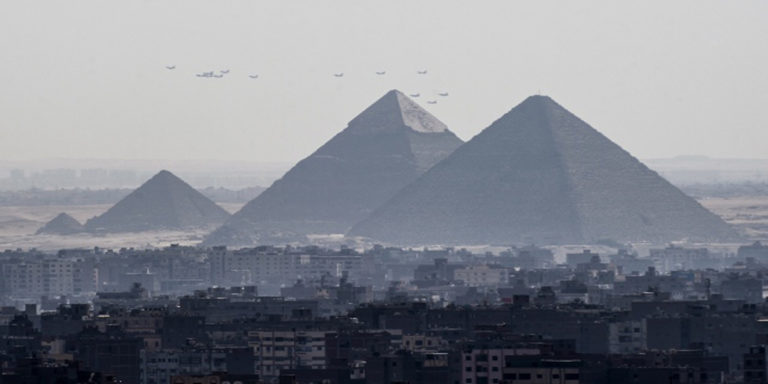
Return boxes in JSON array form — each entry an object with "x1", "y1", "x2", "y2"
[
  {"x1": 220, "y1": 69, "x2": 230, "y2": 74},
  {"x1": 376, "y1": 71, "x2": 386, "y2": 75},
  {"x1": 427, "y1": 100, "x2": 437, "y2": 104},
  {"x1": 249, "y1": 74, "x2": 259, "y2": 79},
  {"x1": 213, "y1": 74, "x2": 224, "y2": 78},
  {"x1": 438, "y1": 92, "x2": 449, "y2": 97},
  {"x1": 333, "y1": 73, "x2": 344, "y2": 77},
  {"x1": 409, "y1": 93, "x2": 420, "y2": 97},
  {"x1": 165, "y1": 65, "x2": 176, "y2": 70},
  {"x1": 417, "y1": 70, "x2": 427, "y2": 75}
]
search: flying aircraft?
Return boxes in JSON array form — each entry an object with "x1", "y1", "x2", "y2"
[
  {"x1": 438, "y1": 92, "x2": 449, "y2": 97},
  {"x1": 409, "y1": 93, "x2": 420, "y2": 97},
  {"x1": 333, "y1": 73, "x2": 344, "y2": 77},
  {"x1": 376, "y1": 71, "x2": 386, "y2": 75},
  {"x1": 165, "y1": 65, "x2": 176, "y2": 70},
  {"x1": 249, "y1": 74, "x2": 259, "y2": 79},
  {"x1": 427, "y1": 100, "x2": 438, "y2": 104},
  {"x1": 417, "y1": 70, "x2": 428, "y2": 75}
]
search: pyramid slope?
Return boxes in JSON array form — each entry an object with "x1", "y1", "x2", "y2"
[
  {"x1": 36, "y1": 213, "x2": 84, "y2": 235},
  {"x1": 85, "y1": 170, "x2": 230, "y2": 233},
  {"x1": 349, "y1": 95, "x2": 739, "y2": 245},
  {"x1": 203, "y1": 90, "x2": 463, "y2": 246}
]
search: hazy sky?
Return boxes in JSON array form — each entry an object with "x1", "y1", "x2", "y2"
[{"x1": 1, "y1": 1, "x2": 766, "y2": 163}]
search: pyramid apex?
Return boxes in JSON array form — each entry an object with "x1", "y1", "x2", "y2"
[
  {"x1": 53, "y1": 212, "x2": 77, "y2": 220},
  {"x1": 493, "y1": 95, "x2": 567, "y2": 125},
  {"x1": 388, "y1": 89, "x2": 412, "y2": 99},
  {"x1": 347, "y1": 90, "x2": 448, "y2": 134},
  {"x1": 520, "y1": 94, "x2": 558, "y2": 106},
  {"x1": 151, "y1": 169, "x2": 181, "y2": 182}
]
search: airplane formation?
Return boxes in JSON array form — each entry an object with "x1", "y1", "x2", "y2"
[
  {"x1": 165, "y1": 66, "x2": 449, "y2": 101},
  {"x1": 195, "y1": 70, "x2": 229, "y2": 78}
]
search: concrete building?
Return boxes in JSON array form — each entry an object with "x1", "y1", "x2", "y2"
[
  {"x1": 454, "y1": 265, "x2": 508, "y2": 287},
  {"x1": 249, "y1": 329, "x2": 328, "y2": 379},
  {"x1": 1, "y1": 258, "x2": 75, "y2": 298}
]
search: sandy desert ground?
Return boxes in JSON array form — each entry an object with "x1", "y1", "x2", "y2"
[
  {"x1": 0, "y1": 197, "x2": 764, "y2": 252},
  {"x1": 0, "y1": 203, "x2": 245, "y2": 251},
  {"x1": 698, "y1": 196, "x2": 768, "y2": 240}
]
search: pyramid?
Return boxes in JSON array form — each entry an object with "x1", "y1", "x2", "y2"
[
  {"x1": 349, "y1": 95, "x2": 739, "y2": 245},
  {"x1": 36, "y1": 213, "x2": 84, "y2": 235},
  {"x1": 84, "y1": 170, "x2": 230, "y2": 233},
  {"x1": 204, "y1": 90, "x2": 463, "y2": 246}
]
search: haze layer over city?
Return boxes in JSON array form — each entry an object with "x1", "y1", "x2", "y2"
[{"x1": 0, "y1": 2, "x2": 767, "y2": 384}]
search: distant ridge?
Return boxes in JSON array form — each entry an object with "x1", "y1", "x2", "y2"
[
  {"x1": 349, "y1": 95, "x2": 740, "y2": 245},
  {"x1": 84, "y1": 170, "x2": 230, "y2": 233},
  {"x1": 203, "y1": 90, "x2": 463, "y2": 246},
  {"x1": 36, "y1": 213, "x2": 84, "y2": 235}
]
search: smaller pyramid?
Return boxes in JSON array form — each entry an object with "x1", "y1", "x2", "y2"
[
  {"x1": 36, "y1": 213, "x2": 84, "y2": 235},
  {"x1": 84, "y1": 170, "x2": 230, "y2": 233}
]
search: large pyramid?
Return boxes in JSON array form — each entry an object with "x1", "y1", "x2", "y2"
[
  {"x1": 349, "y1": 95, "x2": 739, "y2": 245},
  {"x1": 36, "y1": 213, "x2": 84, "y2": 235},
  {"x1": 84, "y1": 170, "x2": 230, "y2": 233},
  {"x1": 204, "y1": 90, "x2": 463, "y2": 246}
]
